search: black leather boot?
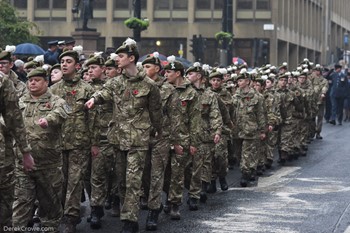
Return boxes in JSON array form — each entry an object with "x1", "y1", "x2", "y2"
[
  {"x1": 104, "y1": 194, "x2": 112, "y2": 210},
  {"x1": 121, "y1": 220, "x2": 139, "y2": 233},
  {"x1": 206, "y1": 179, "x2": 217, "y2": 193},
  {"x1": 219, "y1": 177, "x2": 228, "y2": 191},
  {"x1": 145, "y1": 208, "x2": 160, "y2": 231},
  {"x1": 170, "y1": 204, "x2": 180, "y2": 220},
  {"x1": 187, "y1": 197, "x2": 199, "y2": 211},
  {"x1": 111, "y1": 195, "x2": 120, "y2": 217},
  {"x1": 90, "y1": 206, "x2": 104, "y2": 229}
]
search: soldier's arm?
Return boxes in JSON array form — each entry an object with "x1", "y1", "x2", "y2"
[
  {"x1": 209, "y1": 94, "x2": 223, "y2": 136},
  {"x1": 86, "y1": 86, "x2": 100, "y2": 146},
  {"x1": 256, "y1": 95, "x2": 267, "y2": 134},
  {"x1": 148, "y1": 83, "x2": 163, "y2": 135},
  {"x1": 217, "y1": 96, "x2": 232, "y2": 128},
  {"x1": 188, "y1": 93, "x2": 201, "y2": 148},
  {"x1": 1, "y1": 77, "x2": 31, "y2": 154},
  {"x1": 167, "y1": 90, "x2": 182, "y2": 145},
  {"x1": 91, "y1": 77, "x2": 115, "y2": 104},
  {"x1": 45, "y1": 98, "x2": 70, "y2": 126}
]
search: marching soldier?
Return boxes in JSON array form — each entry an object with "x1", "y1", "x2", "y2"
[
  {"x1": 85, "y1": 38, "x2": 162, "y2": 233},
  {"x1": 12, "y1": 68, "x2": 69, "y2": 232},
  {"x1": 51, "y1": 49, "x2": 96, "y2": 233}
]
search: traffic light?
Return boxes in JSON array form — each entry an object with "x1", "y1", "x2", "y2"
[
  {"x1": 258, "y1": 39, "x2": 269, "y2": 58},
  {"x1": 197, "y1": 35, "x2": 206, "y2": 61},
  {"x1": 190, "y1": 35, "x2": 199, "y2": 59},
  {"x1": 336, "y1": 47, "x2": 343, "y2": 61}
]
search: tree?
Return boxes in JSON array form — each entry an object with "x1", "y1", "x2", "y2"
[{"x1": 0, "y1": 1, "x2": 41, "y2": 47}]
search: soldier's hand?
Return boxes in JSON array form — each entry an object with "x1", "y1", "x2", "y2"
[
  {"x1": 268, "y1": 125, "x2": 273, "y2": 132},
  {"x1": 85, "y1": 98, "x2": 95, "y2": 109},
  {"x1": 22, "y1": 152, "x2": 35, "y2": 172},
  {"x1": 38, "y1": 118, "x2": 48, "y2": 128},
  {"x1": 190, "y1": 146, "x2": 198, "y2": 156},
  {"x1": 174, "y1": 144, "x2": 184, "y2": 155},
  {"x1": 91, "y1": 146, "x2": 100, "y2": 158},
  {"x1": 214, "y1": 134, "x2": 221, "y2": 144},
  {"x1": 260, "y1": 133, "x2": 266, "y2": 141}
]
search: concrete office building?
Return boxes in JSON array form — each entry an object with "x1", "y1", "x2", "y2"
[{"x1": 10, "y1": 0, "x2": 350, "y2": 67}]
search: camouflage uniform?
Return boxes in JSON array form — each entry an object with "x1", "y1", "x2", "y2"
[
  {"x1": 310, "y1": 72, "x2": 329, "y2": 136},
  {"x1": 8, "y1": 69, "x2": 27, "y2": 98},
  {"x1": 168, "y1": 79, "x2": 199, "y2": 205},
  {"x1": 277, "y1": 82, "x2": 303, "y2": 160},
  {"x1": 145, "y1": 77, "x2": 180, "y2": 211},
  {"x1": 89, "y1": 77, "x2": 116, "y2": 217},
  {"x1": 50, "y1": 75, "x2": 96, "y2": 221},
  {"x1": 0, "y1": 75, "x2": 31, "y2": 230},
  {"x1": 263, "y1": 88, "x2": 282, "y2": 166},
  {"x1": 12, "y1": 90, "x2": 69, "y2": 232},
  {"x1": 92, "y1": 70, "x2": 162, "y2": 222},
  {"x1": 190, "y1": 86, "x2": 222, "y2": 199},
  {"x1": 209, "y1": 87, "x2": 232, "y2": 181},
  {"x1": 233, "y1": 88, "x2": 266, "y2": 178}
]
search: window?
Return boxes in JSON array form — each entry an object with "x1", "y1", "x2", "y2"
[
  {"x1": 196, "y1": 0, "x2": 210, "y2": 9},
  {"x1": 94, "y1": 0, "x2": 106, "y2": 9},
  {"x1": 173, "y1": 0, "x2": 187, "y2": 9},
  {"x1": 154, "y1": 0, "x2": 170, "y2": 10},
  {"x1": 257, "y1": 0, "x2": 270, "y2": 10},
  {"x1": 115, "y1": 0, "x2": 129, "y2": 9},
  {"x1": 237, "y1": 0, "x2": 253, "y2": 9},
  {"x1": 13, "y1": 0, "x2": 27, "y2": 9},
  {"x1": 214, "y1": 0, "x2": 224, "y2": 9},
  {"x1": 53, "y1": 0, "x2": 66, "y2": 9},
  {"x1": 36, "y1": 0, "x2": 49, "y2": 9}
]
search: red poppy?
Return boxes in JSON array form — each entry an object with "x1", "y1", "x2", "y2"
[
  {"x1": 246, "y1": 97, "x2": 250, "y2": 101},
  {"x1": 181, "y1": 101, "x2": 187, "y2": 107},
  {"x1": 133, "y1": 90, "x2": 139, "y2": 95},
  {"x1": 45, "y1": 102, "x2": 52, "y2": 108},
  {"x1": 71, "y1": 90, "x2": 77, "y2": 95}
]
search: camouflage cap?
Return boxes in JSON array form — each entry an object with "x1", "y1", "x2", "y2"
[
  {"x1": 185, "y1": 62, "x2": 202, "y2": 75},
  {"x1": 164, "y1": 55, "x2": 184, "y2": 71},
  {"x1": 313, "y1": 64, "x2": 322, "y2": 71},
  {"x1": 116, "y1": 38, "x2": 139, "y2": 55},
  {"x1": 27, "y1": 67, "x2": 48, "y2": 79},
  {"x1": 277, "y1": 71, "x2": 291, "y2": 80},
  {"x1": 50, "y1": 63, "x2": 61, "y2": 74},
  {"x1": 0, "y1": 45, "x2": 16, "y2": 61},
  {"x1": 105, "y1": 59, "x2": 117, "y2": 67},
  {"x1": 209, "y1": 67, "x2": 227, "y2": 79},
  {"x1": 236, "y1": 68, "x2": 250, "y2": 80},
  {"x1": 59, "y1": 49, "x2": 79, "y2": 63},
  {"x1": 24, "y1": 60, "x2": 39, "y2": 70},
  {"x1": 85, "y1": 52, "x2": 105, "y2": 66},
  {"x1": 142, "y1": 52, "x2": 162, "y2": 68}
]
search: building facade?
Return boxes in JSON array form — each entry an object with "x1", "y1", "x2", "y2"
[{"x1": 10, "y1": 0, "x2": 350, "y2": 67}]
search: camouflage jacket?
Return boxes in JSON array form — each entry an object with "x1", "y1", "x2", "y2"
[
  {"x1": 8, "y1": 70, "x2": 27, "y2": 98},
  {"x1": 19, "y1": 91, "x2": 69, "y2": 169},
  {"x1": 210, "y1": 87, "x2": 234, "y2": 135},
  {"x1": 276, "y1": 86, "x2": 303, "y2": 124},
  {"x1": 298, "y1": 79, "x2": 317, "y2": 119},
  {"x1": 193, "y1": 85, "x2": 222, "y2": 143},
  {"x1": 310, "y1": 73, "x2": 329, "y2": 105},
  {"x1": 0, "y1": 75, "x2": 31, "y2": 167},
  {"x1": 153, "y1": 76, "x2": 181, "y2": 144},
  {"x1": 50, "y1": 75, "x2": 96, "y2": 150},
  {"x1": 90, "y1": 78, "x2": 113, "y2": 145},
  {"x1": 171, "y1": 79, "x2": 200, "y2": 149},
  {"x1": 93, "y1": 70, "x2": 162, "y2": 151},
  {"x1": 233, "y1": 88, "x2": 266, "y2": 139},
  {"x1": 263, "y1": 88, "x2": 282, "y2": 127}
]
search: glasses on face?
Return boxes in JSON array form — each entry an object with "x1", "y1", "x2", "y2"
[{"x1": 0, "y1": 61, "x2": 9, "y2": 66}]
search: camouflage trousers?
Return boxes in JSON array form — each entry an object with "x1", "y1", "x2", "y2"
[
  {"x1": 316, "y1": 104, "x2": 325, "y2": 134},
  {"x1": 299, "y1": 119, "x2": 310, "y2": 150},
  {"x1": 200, "y1": 143, "x2": 215, "y2": 184},
  {"x1": 90, "y1": 144, "x2": 116, "y2": 207},
  {"x1": 168, "y1": 150, "x2": 190, "y2": 205},
  {"x1": 257, "y1": 139, "x2": 267, "y2": 167},
  {"x1": 232, "y1": 138, "x2": 242, "y2": 165},
  {"x1": 212, "y1": 136, "x2": 229, "y2": 180},
  {"x1": 237, "y1": 139, "x2": 259, "y2": 175},
  {"x1": 266, "y1": 131, "x2": 278, "y2": 161},
  {"x1": 278, "y1": 121, "x2": 299, "y2": 154},
  {"x1": 117, "y1": 149, "x2": 146, "y2": 222},
  {"x1": 62, "y1": 149, "x2": 90, "y2": 218},
  {"x1": 147, "y1": 138, "x2": 170, "y2": 210},
  {"x1": 12, "y1": 167, "x2": 63, "y2": 232},
  {"x1": 0, "y1": 164, "x2": 15, "y2": 230}
]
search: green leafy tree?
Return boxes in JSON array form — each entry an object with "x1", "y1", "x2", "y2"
[{"x1": 0, "y1": 0, "x2": 41, "y2": 47}]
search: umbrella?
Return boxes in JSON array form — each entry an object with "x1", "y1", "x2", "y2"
[
  {"x1": 13, "y1": 43, "x2": 45, "y2": 55},
  {"x1": 175, "y1": 57, "x2": 192, "y2": 69},
  {"x1": 232, "y1": 57, "x2": 246, "y2": 66}
]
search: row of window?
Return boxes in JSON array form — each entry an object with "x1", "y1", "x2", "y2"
[{"x1": 12, "y1": 0, "x2": 270, "y2": 10}]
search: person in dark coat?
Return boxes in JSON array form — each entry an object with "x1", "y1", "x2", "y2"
[{"x1": 329, "y1": 64, "x2": 350, "y2": 125}]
